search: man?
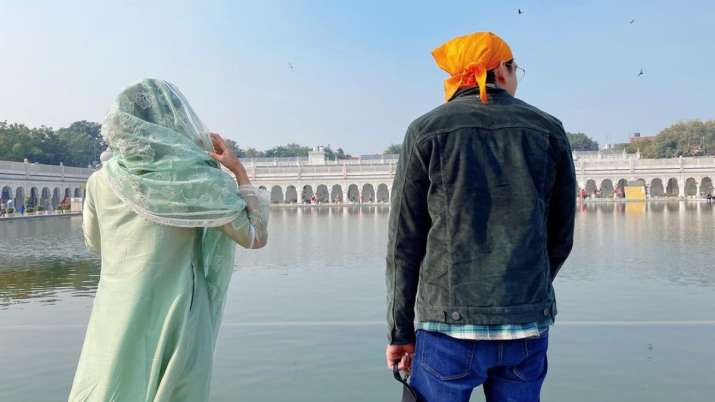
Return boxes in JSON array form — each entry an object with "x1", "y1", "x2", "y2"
[{"x1": 385, "y1": 32, "x2": 576, "y2": 402}]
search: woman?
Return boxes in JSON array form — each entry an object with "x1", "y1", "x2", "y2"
[{"x1": 69, "y1": 79, "x2": 269, "y2": 401}]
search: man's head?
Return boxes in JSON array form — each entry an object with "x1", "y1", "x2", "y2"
[
  {"x1": 490, "y1": 60, "x2": 518, "y2": 96},
  {"x1": 432, "y1": 32, "x2": 517, "y2": 103}
]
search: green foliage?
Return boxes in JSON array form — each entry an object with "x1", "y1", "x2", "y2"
[
  {"x1": 263, "y1": 143, "x2": 312, "y2": 158},
  {"x1": 566, "y1": 132, "x2": 599, "y2": 151},
  {"x1": 322, "y1": 146, "x2": 351, "y2": 160},
  {"x1": 229, "y1": 142, "x2": 352, "y2": 159},
  {"x1": 0, "y1": 120, "x2": 103, "y2": 167},
  {"x1": 335, "y1": 147, "x2": 348, "y2": 160},
  {"x1": 384, "y1": 144, "x2": 402, "y2": 155},
  {"x1": 627, "y1": 120, "x2": 715, "y2": 158},
  {"x1": 0, "y1": 119, "x2": 354, "y2": 164},
  {"x1": 223, "y1": 138, "x2": 245, "y2": 158}
]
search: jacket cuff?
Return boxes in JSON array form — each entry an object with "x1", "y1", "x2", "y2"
[{"x1": 388, "y1": 328, "x2": 416, "y2": 345}]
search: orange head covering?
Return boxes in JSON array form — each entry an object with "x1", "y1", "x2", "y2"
[{"x1": 432, "y1": 32, "x2": 513, "y2": 104}]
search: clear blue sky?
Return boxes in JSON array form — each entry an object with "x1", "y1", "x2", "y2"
[{"x1": 1, "y1": 0, "x2": 714, "y2": 154}]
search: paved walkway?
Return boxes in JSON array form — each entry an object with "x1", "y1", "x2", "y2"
[{"x1": 0, "y1": 211, "x2": 80, "y2": 221}]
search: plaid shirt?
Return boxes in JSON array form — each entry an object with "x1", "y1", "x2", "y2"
[{"x1": 417, "y1": 319, "x2": 552, "y2": 341}]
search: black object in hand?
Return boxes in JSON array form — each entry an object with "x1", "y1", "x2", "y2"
[{"x1": 393, "y1": 364, "x2": 419, "y2": 402}]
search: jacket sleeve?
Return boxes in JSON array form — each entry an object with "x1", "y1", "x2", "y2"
[
  {"x1": 386, "y1": 125, "x2": 431, "y2": 345},
  {"x1": 547, "y1": 129, "x2": 577, "y2": 280},
  {"x1": 218, "y1": 185, "x2": 270, "y2": 249},
  {"x1": 82, "y1": 175, "x2": 101, "y2": 256}
]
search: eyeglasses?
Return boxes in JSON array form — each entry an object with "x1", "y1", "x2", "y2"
[{"x1": 513, "y1": 63, "x2": 526, "y2": 81}]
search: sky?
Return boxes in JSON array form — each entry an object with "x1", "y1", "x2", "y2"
[{"x1": 1, "y1": 0, "x2": 714, "y2": 154}]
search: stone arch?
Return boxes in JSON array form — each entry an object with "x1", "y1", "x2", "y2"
[
  {"x1": 650, "y1": 178, "x2": 665, "y2": 198},
  {"x1": 685, "y1": 178, "x2": 698, "y2": 197},
  {"x1": 258, "y1": 185, "x2": 267, "y2": 191},
  {"x1": 615, "y1": 179, "x2": 628, "y2": 198},
  {"x1": 376, "y1": 183, "x2": 390, "y2": 203},
  {"x1": 52, "y1": 187, "x2": 61, "y2": 209},
  {"x1": 40, "y1": 187, "x2": 51, "y2": 209},
  {"x1": 14, "y1": 187, "x2": 25, "y2": 210},
  {"x1": 270, "y1": 185, "x2": 284, "y2": 204},
  {"x1": 665, "y1": 178, "x2": 679, "y2": 197},
  {"x1": 599, "y1": 179, "x2": 614, "y2": 198},
  {"x1": 330, "y1": 184, "x2": 343, "y2": 203},
  {"x1": 65, "y1": 187, "x2": 72, "y2": 198},
  {"x1": 29, "y1": 187, "x2": 39, "y2": 208},
  {"x1": 301, "y1": 185, "x2": 314, "y2": 203},
  {"x1": 700, "y1": 177, "x2": 713, "y2": 197},
  {"x1": 1, "y1": 186, "x2": 11, "y2": 203},
  {"x1": 585, "y1": 179, "x2": 597, "y2": 196},
  {"x1": 285, "y1": 185, "x2": 298, "y2": 203},
  {"x1": 315, "y1": 184, "x2": 329, "y2": 203},
  {"x1": 361, "y1": 184, "x2": 375, "y2": 203},
  {"x1": 74, "y1": 188, "x2": 82, "y2": 198},
  {"x1": 347, "y1": 184, "x2": 360, "y2": 202}
]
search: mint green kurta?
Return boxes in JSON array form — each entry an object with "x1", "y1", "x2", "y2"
[{"x1": 69, "y1": 168, "x2": 269, "y2": 402}]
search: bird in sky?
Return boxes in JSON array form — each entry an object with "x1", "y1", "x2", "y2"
[
  {"x1": 288, "y1": 63, "x2": 295, "y2": 71},
  {"x1": 629, "y1": 18, "x2": 636, "y2": 24},
  {"x1": 518, "y1": 9, "x2": 524, "y2": 15},
  {"x1": 638, "y1": 68, "x2": 645, "y2": 77}
]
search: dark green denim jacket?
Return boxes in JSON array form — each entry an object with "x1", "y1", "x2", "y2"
[{"x1": 386, "y1": 86, "x2": 576, "y2": 345}]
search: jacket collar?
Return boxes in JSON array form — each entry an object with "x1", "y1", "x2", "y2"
[{"x1": 449, "y1": 85, "x2": 508, "y2": 102}]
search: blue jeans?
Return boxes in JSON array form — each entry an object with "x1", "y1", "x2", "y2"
[{"x1": 410, "y1": 330, "x2": 548, "y2": 402}]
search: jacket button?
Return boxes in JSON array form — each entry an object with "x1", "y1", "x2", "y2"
[
  {"x1": 451, "y1": 312, "x2": 461, "y2": 320},
  {"x1": 543, "y1": 308, "x2": 550, "y2": 316}
]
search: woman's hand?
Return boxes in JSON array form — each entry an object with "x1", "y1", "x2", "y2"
[{"x1": 208, "y1": 133, "x2": 250, "y2": 185}]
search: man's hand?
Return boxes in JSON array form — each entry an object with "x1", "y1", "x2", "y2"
[
  {"x1": 386, "y1": 343, "x2": 415, "y2": 372},
  {"x1": 208, "y1": 133, "x2": 250, "y2": 185}
]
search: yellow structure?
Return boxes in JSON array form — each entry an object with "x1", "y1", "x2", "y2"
[{"x1": 624, "y1": 185, "x2": 646, "y2": 201}]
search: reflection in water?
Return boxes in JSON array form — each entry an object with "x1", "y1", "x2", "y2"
[
  {"x1": 2, "y1": 203, "x2": 714, "y2": 402},
  {"x1": 572, "y1": 201, "x2": 715, "y2": 287},
  {"x1": 0, "y1": 203, "x2": 713, "y2": 307},
  {"x1": 0, "y1": 259, "x2": 99, "y2": 307},
  {"x1": 0, "y1": 216, "x2": 100, "y2": 307}
]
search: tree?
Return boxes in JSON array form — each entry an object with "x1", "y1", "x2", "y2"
[
  {"x1": 566, "y1": 132, "x2": 599, "y2": 151},
  {"x1": 243, "y1": 148, "x2": 262, "y2": 158},
  {"x1": 0, "y1": 120, "x2": 104, "y2": 167},
  {"x1": 384, "y1": 144, "x2": 402, "y2": 155},
  {"x1": 57, "y1": 121, "x2": 103, "y2": 166},
  {"x1": 263, "y1": 143, "x2": 311, "y2": 158},
  {"x1": 653, "y1": 120, "x2": 714, "y2": 157},
  {"x1": 223, "y1": 138, "x2": 246, "y2": 158},
  {"x1": 335, "y1": 147, "x2": 348, "y2": 160},
  {"x1": 323, "y1": 146, "x2": 336, "y2": 160}
]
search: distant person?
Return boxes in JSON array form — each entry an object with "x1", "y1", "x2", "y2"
[
  {"x1": 385, "y1": 32, "x2": 576, "y2": 402},
  {"x1": 69, "y1": 79, "x2": 270, "y2": 402}
]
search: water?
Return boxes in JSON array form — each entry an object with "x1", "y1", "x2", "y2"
[{"x1": 1, "y1": 203, "x2": 714, "y2": 402}]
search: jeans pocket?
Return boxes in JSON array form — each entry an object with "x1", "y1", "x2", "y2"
[
  {"x1": 512, "y1": 335, "x2": 548, "y2": 382},
  {"x1": 417, "y1": 330, "x2": 474, "y2": 381}
]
